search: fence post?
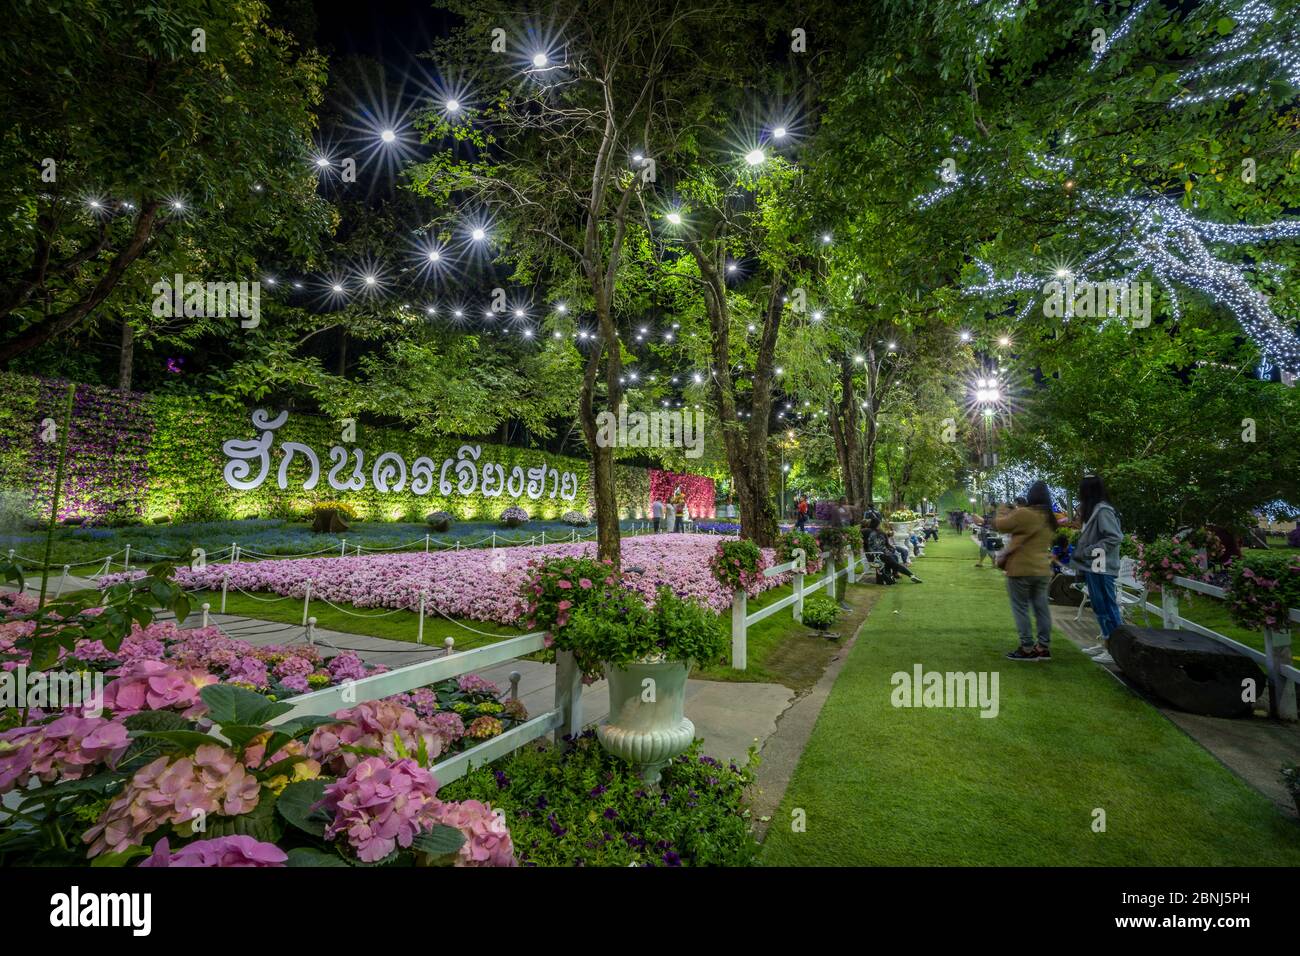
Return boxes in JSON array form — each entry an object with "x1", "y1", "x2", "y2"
[
  {"x1": 220, "y1": 572, "x2": 229, "y2": 614},
  {"x1": 340, "y1": 538, "x2": 347, "y2": 558},
  {"x1": 424, "y1": 534, "x2": 430, "y2": 553},
  {"x1": 541, "y1": 531, "x2": 546, "y2": 545},
  {"x1": 301, "y1": 581, "x2": 312, "y2": 626},
  {"x1": 230, "y1": 542, "x2": 237, "y2": 564},
  {"x1": 123, "y1": 544, "x2": 131, "y2": 572},
  {"x1": 731, "y1": 589, "x2": 747, "y2": 670},
  {"x1": 847, "y1": 548, "x2": 857, "y2": 585},
  {"x1": 306, "y1": 617, "x2": 316, "y2": 645},
  {"x1": 825, "y1": 554, "x2": 836, "y2": 602},
  {"x1": 509, "y1": 670, "x2": 522, "y2": 701},
  {"x1": 416, "y1": 592, "x2": 426, "y2": 644},
  {"x1": 553, "y1": 649, "x2": 584, "y2": 741},
  {"x1": 491, "y1": 532, "x2": 497, "y2": 549},
  {"x1": 571, "y1": 529, "x2": 577, "y2": 542},
  {"x1": 201, "y1": 602, "x2": 210, "y2": 628},
  {"x1": 443, "y1": 637, "x2": 455, "y2": 657},
  {"x1": 793, "y1": 569, "x2": 804, "y2": 623},
  {"x1": 55, "y1": 564, "x2": 70, "y2": 599},
  {"x1": 1160, "y1": 590, "x2": 1181, "y2": 629},
  {"x1": 1264, "y1": 629, "x2": 1296, "y2": 721},
  {"x1": 233, "y1": 544, "x2": 240, "y2": 564}
]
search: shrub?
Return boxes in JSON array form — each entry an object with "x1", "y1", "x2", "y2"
[
  {"x1": 708, "y1": 539, "x2": 766, "y2": 592},
  {"x1": 310, "y1": 500, "x2": 358, "y2": 522},
  {"x1": 554, "y1": 586, "x2": 727, "y2": 680},
  {"x1": 843, "y1": 525, "x2": 863, "y2": 553},
  {"x1": 775, "y1": 530, "x2": 823, "y2": 574},
  {"x1": 500, "y1": 506, "x2": 529, "y2": 528},
  {"x1": 1224, "y1": 551, "x2": 1300, "y2": 632},
  {"x1": 802, "y1": 595, "x2": 839, "y2": 630},
  {"x1": 426, "y1": 510, "x2": 454, "y2": 533},
  {"x1": 521, "y1": 556, "x2": 622, "y2": 635},
  {"x1": 816, "y1": 525, "x2": 849, "y2": 559},
  {"x1": 439, "y1": 733, "x2": 760, "y2": 867},
  {"x1": 561, "y1": 510, "x2": 590, "y2": 527},
  {"x1": 1135, "y1": 536, "x2": 1208, "y2": 593}
]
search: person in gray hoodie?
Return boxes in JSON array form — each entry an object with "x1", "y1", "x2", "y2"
[{"x1": 1070, "y1": 475, "x2": 1124, "y2": 663}]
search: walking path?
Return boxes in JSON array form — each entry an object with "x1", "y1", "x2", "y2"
[{"x1": 760, "y1": 533, "x2": 1300, "y2": 866}]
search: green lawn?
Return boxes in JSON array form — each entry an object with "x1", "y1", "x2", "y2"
[
  {"x1": 193, "y1": 589, "x2": 525, "y2": 652},
  {"x1": 761, "y1": 534, "x2": 1300, "y2": 866}
]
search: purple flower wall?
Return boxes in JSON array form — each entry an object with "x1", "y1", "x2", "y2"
[{"x1": 23, "y1": 378, "x2": 153, "y2": 523}]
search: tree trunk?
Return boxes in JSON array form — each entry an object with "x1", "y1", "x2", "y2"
[
  {"x1": 117, "y1": 319, "x2": 134, "y2": 391},
  {"x1": 577, "y1": 329, "x2": 621, "y2": 566}
]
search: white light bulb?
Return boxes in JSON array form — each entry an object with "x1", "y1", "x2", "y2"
[
  {"x1": 532, "y1": 52, "x2": 548, "y2": 67},
  {"x1": 364, "y1": 275, "x2": 376, "y2": 286},
  {"x1": 332, "y1": 284, "x2": 343, "y2": 293},
  {"x1": 665, "y1": 212, "x2": 682, "y2": 225},
  {"x1": 773, "y1": 127, "x2": 787, "y2": 139},
  {"x1": 428, "y1": 250, "x2": 441, "y2": 263},
  {"x1": 315, "y1": 157, "x2": 329, "y2": 168},
  {"x1": 745, "y1": 148, "x2": 765, "y2": 166},
  {"x1": 471, "y1": 228, "x2": 486, "y2": 241},
  {"x1": 445, "y1": 99, "x2": 460, "y2": 112},
  {"x1": 381, "y1": 129, "x2": 396, "y2": 143}
]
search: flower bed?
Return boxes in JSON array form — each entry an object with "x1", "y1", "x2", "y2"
[{"x1": 101, "y1": 533, "x2": 792, "y2": 623}]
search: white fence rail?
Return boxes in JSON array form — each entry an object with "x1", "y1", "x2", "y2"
[
  {"x1": 1139, "y1": 575, "x2": 1296, "y2": 721},
  {"x1": 728, "y1": 547, "x2": 878, "y2": 670}
]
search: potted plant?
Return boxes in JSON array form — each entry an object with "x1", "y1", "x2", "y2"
[
  {"x1": 556, "y1": 586, "x2": 727, "y2": 784},
  {"x1": 1224, "y1": 551, "x2": 1300, "y2": 632},
  {"x1": 775, "y1": 529, "x2": 823, "y2": 574},
  {"x1": 709, "y1": 539, "x2": 767, "y2": 593},
  {"x1": 561, "y1": 510, "x2": 590, "y2": 527},
  {"x1": 499, "y1": 506, "x2": 529, "y2": 529},
  {"x1": 801, "y1": 594, "x2": 840, "y2": 636}
]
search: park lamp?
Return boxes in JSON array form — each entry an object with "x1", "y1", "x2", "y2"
[{"x1": 745, "y1": 148, "x2": 765, "y2": 166}]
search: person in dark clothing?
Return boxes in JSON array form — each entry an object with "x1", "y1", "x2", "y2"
[{"x1": 866, "y1": 518, "x2": 922, "y2": 584}]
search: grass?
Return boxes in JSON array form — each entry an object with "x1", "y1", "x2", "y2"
[
  {"x1": 193, "y1": 589, "x2": 526, "y2": 653},
  {"x1": 761, "y1": 533, "x2": 1300, "y2": 866}
]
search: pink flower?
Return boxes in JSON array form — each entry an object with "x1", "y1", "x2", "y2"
[
  {"x1": 102, "y1": 660, "x2": 216, "y2": 718},
  {"x1": 316, "y1": 757, "x2": 443, "y2": 863},
  {"x1": 0, "y1": 715, "x2": 129, "y2": 793},
  {"x1": 578, "y1": 578, "x2": 593, "y2": 589},
  {"x1": 307, "y1": 700, "x2": 444, "y2": 775},
  {"x1": 140, "y1": 835, "x2": 286, "y2": 867},
  {"x1": 431, "y1": 798, "x2": 517, "y2": 867},
  {"x1": 557, "y1": 579, "x2": 572, "y2": 590}
]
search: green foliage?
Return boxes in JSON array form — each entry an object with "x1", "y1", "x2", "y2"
[
  {"x1": 521, "y1": 556, "x2": 621, "y2": 636},
  {"x1": 554, "y1": 586, "x2": 727, "y2": 680},
  {"x1": 439, "y1": 734, "x2": 760, "y2": 867},
  {"x1": 775, "y1": 530, "x2": 823, "y2": 573},
  {"x1": 709, "y1": 539, "x2": 766, "y2": 591},
  {"x1": 801, "y1": 595, "x2": 839, "y2": 630},
  {"x1": 1224, "y1": 551, "x2": 1300, "y2": 632}
]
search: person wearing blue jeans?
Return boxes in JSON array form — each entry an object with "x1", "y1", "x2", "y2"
[{"x1": 1070, "y1": 475, "x2": 1125, "y2": 664}]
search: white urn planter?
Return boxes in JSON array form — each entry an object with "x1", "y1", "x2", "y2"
[{"x1": 596, "y1": 659, "x2": 695, "y2": 785}]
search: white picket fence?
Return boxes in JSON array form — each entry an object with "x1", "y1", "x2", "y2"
[
  {"x1": 1140, "y1": 575, "x2": 1298, "y2": 721},
  {"x1": 264, "y1": 636, "x2": 588, "y2": 787},
  {"x1": 728, "y1": 547, "x2": 878, "y2": 670}
]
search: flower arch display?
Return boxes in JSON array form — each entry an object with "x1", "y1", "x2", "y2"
[{"x1": 649, "y1": 469, "x2": 716, "y2": 521}]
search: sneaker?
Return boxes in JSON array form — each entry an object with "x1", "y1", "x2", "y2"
[
  {"x1": 1033, "y1": 644, "x2": 1052, "y2": 660},
  {"x1": 1092, "y1": 651, "x2": 1115, "y2": 664},
  {"x1": 909, "y1": 575, "x2": 923, "y2": 584},
  {"x1": 1005, "y1": 646, "x2": 1038, "y2": 661},
  {"x1": 1080, "y1": 644, "x2": 1105, "y2": 656}
]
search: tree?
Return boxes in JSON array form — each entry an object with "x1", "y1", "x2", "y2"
[{"x1": 0, "y1": 0, "x2": 334, "y2": 364}]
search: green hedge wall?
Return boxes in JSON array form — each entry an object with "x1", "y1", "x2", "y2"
[{"x1": 0, "y1": 373, "x2": 610, "y2": 524}]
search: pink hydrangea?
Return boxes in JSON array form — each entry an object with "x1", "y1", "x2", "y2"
[
  {"x1": 140, "y1": 835, "x2": 287, "y2": 867},
  {"x1": 225, "y1": 656, "x2": 269, "y2": 689},
  {"x1": 273, "y1": 656, "x2": 314, "y2": 680},
  {"x1": 279, "y1": 675, "x2": 309, "y2": 694},
  {"x1": 83, "y1": 744, "x2": 261, "y2": 857},
  {"x1": 427, "y1": 712, "x2": 465, "y2": 746},
  {"x1": 307, "y1": 700, "x2": 444, "y2": 774},
  {"x1": 0, "y1": 715, "x2": 130, "y2": 794},
  {"x1": 315, "y1": 757, "x2": 443, "y2": 863},
  {"x1": 431, "y1": 798, "x2": 517, "y2": 867},
  {"x1": 457, "y1": 674, "x2": 500, "y2": 696},
  {"x1": 101, "y1": 660, "x2": 217, "y2": 718},
  {"x1": 326, "y1": 652, "x2": 368, "y2": 683}
]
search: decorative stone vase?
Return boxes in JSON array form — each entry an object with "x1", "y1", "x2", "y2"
[{"x1": 597, "y1": 660, "x2": 695, "y2": 785}]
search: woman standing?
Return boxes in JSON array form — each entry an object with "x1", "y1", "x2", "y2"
[
  {"x1": 997, "y1": 481, "x2": 1057, "y2": 660},
  {"x1": 1070, "y1": 475, "x2": 1124, "y2": 664}
]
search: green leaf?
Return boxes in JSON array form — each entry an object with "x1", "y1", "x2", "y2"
[
  {"x1": 90, "y1": 845, "x2": 152, "y2": 867},
  {"x1": 411, "y1": 824, "x2": 465, "y2": 858},
  {"x1": 200, "y1": 683, "x2": 291, "y2": 727},
  {"x1": 130, "y1": 729, "x2": 217, "y2": 750},
  {"x1": 1216, "y1": 17, "x2": 1235, "y2": 35},
  {"x1": 286, "y1": 847, "x2": 349, "y2": 867},
  {"x1": 276, "y1": 779, "x2": 331, "y2": 837},
  {"x1": 202, "y1": 793, "x2": 282, "y2": 843}
]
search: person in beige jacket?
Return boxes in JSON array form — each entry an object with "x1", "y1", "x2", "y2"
[{"x1": 995, "y1": 480, "x2": 1056, "y2": 661}]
